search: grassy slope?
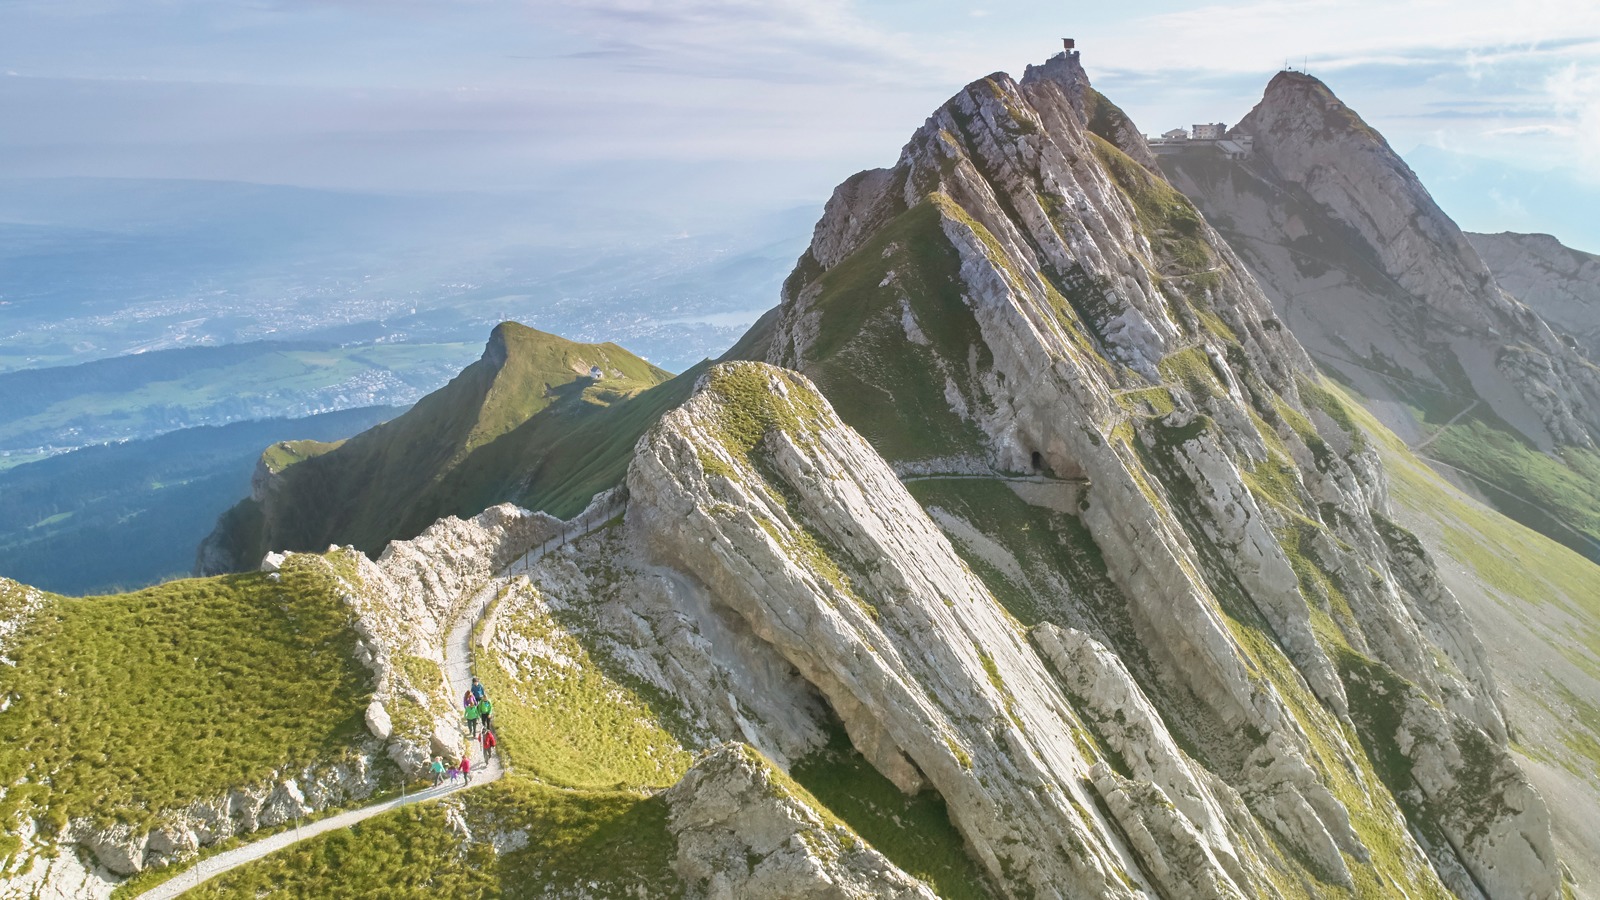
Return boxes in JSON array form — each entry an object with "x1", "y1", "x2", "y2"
[
  {"x1": 220, "y1": 323, "x2": 676, "y2": 560},
  {"x1": 796, "y1": 199, "x2": 991, "y2": 464},
  {"x1": 1316, "y1": 359, "x2": 1600, "y2": 563},
  {"x1": 477, "y1": 574, "x2": 692, "y2": 792},
  {"x1": 790, "y1": 727, "x2": 992, "y2": 900},
  {"x1": 184, "y1": 776, "x2": 680, "y2": 900},
  {"x1": 1425, "y1": 410, "x2": 1600, "y2": 559},
  {"x1": 1330, "y1": 382, "x2": 1600, "y2": 884},
  {"x1": 0, "y1": 559, "x2": 376, "y2": 868}
]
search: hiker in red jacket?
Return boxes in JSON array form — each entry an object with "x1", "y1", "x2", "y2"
[
  {"x1": 460, "y1": 755, "x2": 473, "y2": 784},
  {"x1": 481, "y1": 728, "x2": 497, "y2": 760}
]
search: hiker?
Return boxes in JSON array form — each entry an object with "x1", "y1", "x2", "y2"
[
  {"x1": 430, "y1": 756, "x2": 445, "y2": 787},
  {"x1": 465, "y1": 696, "x2": 482, "y2": 737},
  {"x1": 463, "y1": 689, "x2": 475, "y2": 712},
  {"x1": 471, "y1": 677, "x2": 486, "y2": 702},
  {"x1": 460, "y1": 755, "x2": 473, "y2": 784},
  {"x1": 480, "y1": 728, "x2": 497, "y2": 760},
  {"x1": 476, "y1": 697, "x2": 494, "y2": 733},
  {"x1": 448, "y1": 763, "x2": 460, "y2": 784}
]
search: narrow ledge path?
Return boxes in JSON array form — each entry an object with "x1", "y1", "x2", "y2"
[{"x1": 137, "y1": 495, "x2": 624, "y2": 900}]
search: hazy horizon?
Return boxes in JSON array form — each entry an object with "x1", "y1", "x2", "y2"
[{"x1": 4, "y1": 1, "x2": 1600, "y2": 253}]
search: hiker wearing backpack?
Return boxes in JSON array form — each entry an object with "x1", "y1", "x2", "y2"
[
  {"x1": 465, "y1": 696, "x2": 482, "y2": 737},
  {"x1": 471, "y1": 677, "x2": 486, "y2": 702},
  {"x1": 481, "y1": 728, "x2": 497, "y2": 760},
  {"x1": 476, "y1": 697, "x2": 494, "y2": 733}
]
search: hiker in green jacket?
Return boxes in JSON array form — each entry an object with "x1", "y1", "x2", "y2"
[
  {"x1": 429, "y1": 756, "x2": 446, "y2": 787},
  {"x1": 465, "y1": 697, "x2": 482, "y2": 738},
  {"x1": 477, "y1": 698, "x2": 494, "y2": 733}
]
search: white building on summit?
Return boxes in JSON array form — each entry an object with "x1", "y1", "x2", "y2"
[{"x1": 1149, "y1": 121, "x2": 1252, "y2": 159}]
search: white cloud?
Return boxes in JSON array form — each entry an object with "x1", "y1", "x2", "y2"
[
  {"x1": 1101, "y1": 0, "x2": 1600, "y2": 74},
  {"x1": 1544, "y1": 61, "x2": 1600, "y2": 178},
  {"x1": 541, "y1": 0, "x2": 941, "y2": 85},
  {"x1": 1483, "y1": 123, "x2": 1575, "y2": 137}
]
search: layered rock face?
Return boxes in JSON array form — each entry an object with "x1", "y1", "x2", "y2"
[
  {"x1": 743, "y1": 52, "x2": 1561, "y2": 897},
  {"x1": 663, "y1": 744, "x2": 937, "y2": 900},
  {"x1": 1469, "y1": 231, "x2": 1600, "y2": 360},
  {"x1": 1160, "y1": 72, "x2": 1600, "y2": 452}
]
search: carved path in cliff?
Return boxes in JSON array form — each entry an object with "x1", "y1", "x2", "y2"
[
  {"x1": 136, "y1": 499, "x2": 623, "y2": 900},
  {"x1": 897, "y1": 471, "x2": 1087, "y2": 484}
]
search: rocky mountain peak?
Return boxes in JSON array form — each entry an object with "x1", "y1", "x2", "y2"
[
  {"x1": 1251, "y1": 71, "x2": 1389, "y2": 144},
  {"x1": 760, "y1": 54, "x2": 1560, "y2": 898},
  {"x1": 1168, "y1": 70, "x2": 1600, "y2": 452}
]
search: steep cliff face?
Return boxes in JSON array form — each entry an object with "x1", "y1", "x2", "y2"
[
  {"x1": 752, "y1": 52, "x2": 1560, "y2": 897},
  {"x1": 1469, "y1": 231, "x2": 1600, "y2": 360},
  {"x1": 1162, "y1": 73, "x2": 1600, "y2": 456}
]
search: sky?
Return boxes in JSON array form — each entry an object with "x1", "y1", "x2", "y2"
[{"x1": 4, "y1": 0, "x2": 1600, "y2": 250}]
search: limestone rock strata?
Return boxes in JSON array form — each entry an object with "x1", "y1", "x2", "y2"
[
  {"x1": 761, "y1": 51, "x2": 1556, "y2": 896},
  {"x1": 663, "y1": 744, "x2": 937, "y2": 900},
  {"x1": 627, "y1": 363, "x2": 1151, "y2": 897},
  {"x1": 10, "y1": 755, "x2": 384, "y2": 891}
]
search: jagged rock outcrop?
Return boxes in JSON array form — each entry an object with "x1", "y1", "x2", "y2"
[
  {"x1": 1160, "y1": 72, "x2": 1600, "y2": 452},
  {"x1": 627, "y1": 363, "x2": 1153, "y2": 897},
  {"x1": 0, "y1": 577, "x2": 46, "y2": 666},
  {"x1": 3, "y1": 753, "x2": 386, "y2": 896},
  {"x1": 1469, "y1": 231, "x2": 1600, "y2": 360},
  {"x1": 750, "y1": 51, "x2": 1558, "y2": 897},
  {"x1": 663, "y1": 744, "x2": 938, "y2": 899},
  {"x1": 298, "y1": 503, "x2": 559, "y2": 773}
]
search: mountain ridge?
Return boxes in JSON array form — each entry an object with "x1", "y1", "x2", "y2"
[{"x1": 196, "y1": 322, "x2": 675, "y2": 568}]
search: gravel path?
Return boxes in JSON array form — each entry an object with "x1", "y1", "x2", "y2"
[{"x1": 137, "y1": 496, "x2": 624, "y2": 899}]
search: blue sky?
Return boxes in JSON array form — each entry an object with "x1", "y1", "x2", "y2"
[{"x1": 5, "y1": 0, "x2": 1600, "y2": 250}]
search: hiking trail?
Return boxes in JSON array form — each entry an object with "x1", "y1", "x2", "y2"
[{"x1": 135, "y1": 496, "x2": 623, "y2": 899}]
